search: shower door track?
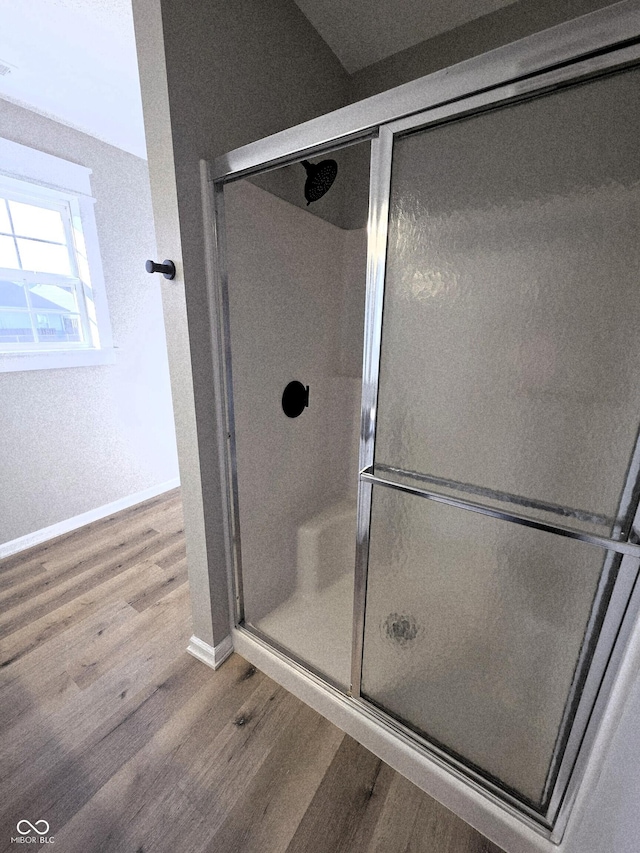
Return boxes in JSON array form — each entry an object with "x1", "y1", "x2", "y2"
[{"x1": 202, "y1": 3, "x2": 640, "y2": 848}]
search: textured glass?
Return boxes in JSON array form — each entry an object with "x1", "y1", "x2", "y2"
[
  {"x1": 17, "y1": 239, "x2": 70, "y2": 275},
  {"x1": 361, "y1": 486, "x2": 606, "y2": 805},
  {"x1": 376, "y1": 69, "x2": 640, "y2": 532},
  {"x1": 8, "y1": 200, "x2": 66, "y2": 243},
  {"x1": 224, "y1": 143, "x2": 370, "y2": 688}
]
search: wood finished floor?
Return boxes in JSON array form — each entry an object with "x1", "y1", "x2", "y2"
[{"x1": 0, "y1": 490, "x2": 505, "y2": 853}]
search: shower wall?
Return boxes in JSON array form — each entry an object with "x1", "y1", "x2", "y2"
[{"x1": 224, "y1": 179, "x2": 366, "y2": 621}]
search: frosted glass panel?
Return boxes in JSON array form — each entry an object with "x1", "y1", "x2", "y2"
[
  {"x1": 376, "y1": 69, "x2": 640, "y2": 532},
  {"x1": 361, "y1": 486, "x2": 607, "y2": 804}
]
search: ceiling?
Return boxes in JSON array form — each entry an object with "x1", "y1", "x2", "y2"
[
  {"x1": 0, "y1": 0, "x2": 146, "y2": 158},
  {"x1": 293, "y1": 0, "x2": 519, "y2": 73},
  {"x1": 0, "y1": 0, "x2": 518, "y2": 158}
]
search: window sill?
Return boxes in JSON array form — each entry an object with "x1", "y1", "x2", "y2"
[{"x1": 0, "y1": 347, "x2": 117, "y2": 373}]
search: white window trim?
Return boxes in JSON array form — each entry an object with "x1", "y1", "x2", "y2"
[{"x1": 0, "y1": 137, "x2": 115, "y2": 372}]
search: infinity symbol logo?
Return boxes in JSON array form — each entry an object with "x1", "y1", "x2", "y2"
[{"x1": 16, "y1": 820, "x2": 50, "y2": 836}]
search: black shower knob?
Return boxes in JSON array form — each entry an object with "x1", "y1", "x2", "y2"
[{"x1": 282, "y1": 381, "x2": 309, "y2": 418}]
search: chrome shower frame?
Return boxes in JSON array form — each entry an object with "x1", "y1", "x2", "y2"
[{"x1": 201, "y1": 2, "x2": 640, "y2": 846}]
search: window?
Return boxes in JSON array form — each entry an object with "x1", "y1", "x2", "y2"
[
  {"x1": 0, "y1": 138, "x2": 114, "y2": 371},
  {"x1": 1, "y1": 181, "x2": 89, "y2": 349}
]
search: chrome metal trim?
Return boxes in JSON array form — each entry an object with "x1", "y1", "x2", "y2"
[
  {"x1": 614, "y1": 423, "x2": 640, "y2": 539},
  {"x1": 205, "y1": 167, "x2": 245, "y2": 625},
  {"x1": 548, "y1": 425, "x2": 640, "y2": 835},
  {"x1": 214, "y1": 131, "x2": 377, "y2": 185},
  {"x1": 375, "y1": 463, "x2": 613, "y2": 530},
  {"x1": 541, "y1": 550, "x2": 621, "y2": 810},
  {"x1": 384, "y1": 41, "x2": 640, "y2": 140},
  {"x1": 200, "y1": 160, "x2": 237, "y2": 626},
  {"x1": 350, "y1": 129, "x2": 394, "y2": 696},
  {"x1": 234, "y1": 622, "x2": 552, "y2": 837},
  {"x1": 210, "y1": 1, "x2": 640, "y2": 181},
  {"x1": 551, "y1": 546, "x2": 640, "y2": 842},
  {"x1": 548, "y1": 554, "x2": 640, "y2": 830},
  {"x1": 362, "y1": 470, "x2": 640, "y2": 559},
  {"x1": 543, "y1": 427, "x2": 640, "y2": 822}
]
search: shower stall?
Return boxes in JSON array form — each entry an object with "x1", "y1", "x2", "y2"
[{"x1": 202, "y1": 3, "x2": 640, "y2": 845}]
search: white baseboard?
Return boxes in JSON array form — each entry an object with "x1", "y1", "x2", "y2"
[
  {"x1": 0, "y1": 477, "x2": 181, "y2": 559},
  {"x1": 187, "y1": 634, "x2": 234, "y2": 670}
]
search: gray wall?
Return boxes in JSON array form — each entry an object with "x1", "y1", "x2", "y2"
[
  {"x1": 132, "y1": 0, "x2": 349, "y2": 647},
  {"x1": 0, "y1": 99, "x2": 179, "y2": 545},
  {"x1": 349, "y1": 0, "x2": 616, "y2": 101}
]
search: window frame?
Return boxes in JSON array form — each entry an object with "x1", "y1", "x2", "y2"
[{"x1": 0, "y1": 137, "x2": 115, "y2": 372}]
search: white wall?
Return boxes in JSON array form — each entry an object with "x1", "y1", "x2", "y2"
[
  {"x1": 0, "y1": 99, "x2": 178, "y2": 548},
  {"x1": 225, "y1": 179, "x2": 365, "y2": 619}
]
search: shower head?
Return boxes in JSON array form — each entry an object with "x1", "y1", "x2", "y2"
[{"x1": 301, "y1": 159, "x2": 338, "y2": 205}]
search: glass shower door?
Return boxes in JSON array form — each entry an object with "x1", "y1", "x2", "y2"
[
  {"x1": 360, "y1": 66, "x2": 640, "y2": 811},
  {"x1": 222, "y1": 140, "x2": 371, "y2": 690}
]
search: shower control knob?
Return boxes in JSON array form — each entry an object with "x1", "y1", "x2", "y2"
[
  {"x1": 282, "y1": 381, "x2": 309, "y2": 418},
  {"x1": 145, "y1": 259, "x2": 176, "y2": 280}
]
